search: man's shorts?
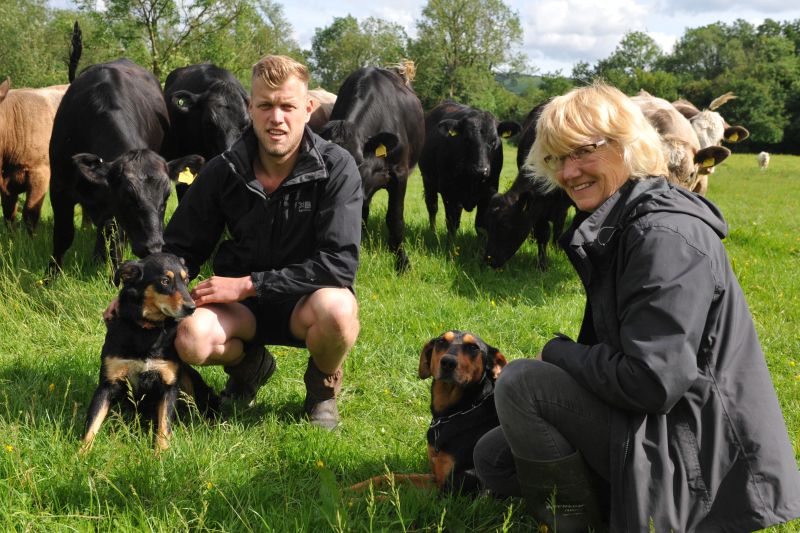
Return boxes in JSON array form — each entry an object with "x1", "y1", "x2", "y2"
[{"x1": 240, "y1": 295, "x2": 306, "y2": 348}]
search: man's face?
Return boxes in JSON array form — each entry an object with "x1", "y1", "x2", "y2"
[{"x1": 248, "y1": 75, "x2": 312, "y2": 161}]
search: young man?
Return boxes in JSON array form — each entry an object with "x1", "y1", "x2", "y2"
[{"x1": 162, "y1": 55, "x2": 363, "y2": 430}]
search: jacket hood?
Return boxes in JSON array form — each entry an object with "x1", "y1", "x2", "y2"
[{"x1": 566, "y1": 177, "x2": 728, "y2": 252}]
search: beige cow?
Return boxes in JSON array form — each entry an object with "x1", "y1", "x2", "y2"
[
  {"x1": 631, "y1": 91, "x2": 730, "y2": 195},
  {"x1": 308, "y1": 88, "x2": 336, "y2": 133},
  {"x1": 0, "y1": 78, "x2": 68, "y2": 232}
]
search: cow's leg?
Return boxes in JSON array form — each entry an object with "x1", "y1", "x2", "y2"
[
  {"x1": 386, "y1": 176, "x2": 410, "y2": 272},
  {"x1": 532, "y1": 218, "x2": 551, "y2": 271},
  {"x1": 423, "y1": 181, "x2": 439, "y2": 231},
  {"x1": 22, "y1": 166, "x2": 48, "y2": 234},
  {"x1": 443, "y1": 199, "x2": 463, "y2": 236},
  {"x1": 50, "y1": 196, "x2": 77, "y2": 271},
  {"x1": 1, "y1": 191, "x2": 18, "y2": 225},
  {"x1": 474, "y1": 193, "x2": 493, "y2": 234},
  {"x1": 551, "y1": 204, "x2": 568, "y2": 246}
]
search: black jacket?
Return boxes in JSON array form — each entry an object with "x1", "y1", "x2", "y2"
[
  {"x1": 542, "y1": 178, "x2": 800, "y2": 531},
  {"x1": 164, "y1": 126, "x2": 363, "y2": 301}
]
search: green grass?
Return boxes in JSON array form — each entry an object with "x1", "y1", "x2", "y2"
[{"x1": 1, "y1": 148, "x2": 799, "y2": 531}]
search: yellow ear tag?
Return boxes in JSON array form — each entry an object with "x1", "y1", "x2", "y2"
[
  {"x1": 448, "y1": 129, "x2": 458, "y2": 137},
  {"x1": 701, "y1": 158, "x2": 715, "y2": 168},
  {"x1": 177, "y1": 167, "x2": 196, "y2": 185},
  {"x1": 501, "y1": 130, "x2": 512, "y2": 138},
  {"x1": 375, "y1": 144, "x2": 387, "y2": 158},
  {"x1": 727, "y1": 132, "x2": 739, "y2": 142}
]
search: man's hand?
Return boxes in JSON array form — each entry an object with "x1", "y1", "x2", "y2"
[
  {"x1": 191, "y1": 275, "x2": 256, "y2": 306},
  {"x1": 103, "y1": 296, "x2": 119, "y2": 321}
]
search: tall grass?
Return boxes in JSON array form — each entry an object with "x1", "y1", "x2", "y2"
[{"x1": 1, "y1": 149, "x2": 798, "y2": 531}]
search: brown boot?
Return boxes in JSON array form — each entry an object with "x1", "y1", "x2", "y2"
[
  {"x1": 220, "y1": 344, "x2": 276, "y2": 408},
  {"x1": 303, "y1": 357, "x2": 342, "y2": 430}
]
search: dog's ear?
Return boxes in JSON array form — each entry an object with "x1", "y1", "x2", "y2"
[
  {"x1": 419, "y1": 338, "x2": 436, "y2": 379},
  {"x1": 487, "y1": 346, "x2": 508, "y2": 381},
  {"x1": 114, "y1": 260, "x2": 143, "y2": 286}
]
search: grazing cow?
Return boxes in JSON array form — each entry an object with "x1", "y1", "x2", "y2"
[
  {"x1": 758, "y1": 151, "x2": 770, "y2": 170},
  {"x1": 0, "y1": 78, "x2": 68, "y2": 233},
  {"x1": 484, "y1": 104, "x2": 571, "y2": 270},
  {"x1": 162, "y1": 63, "x2": 249, "y2": 199},
  {"x1": 49, "y1": 59, "x2": 202, "y2": 270},
  {"x1": 319, "y1": 66, "x2": 424, "y2": 272},
  {"x1": 308, "y1": 88, "x2": 336, "y2": 133},
  {"x1": 631, "y1": 91, "x2": 729, "y2": 195},
  {"x1": 419, "y1": 101, "x2": 520, "y2": 236}
]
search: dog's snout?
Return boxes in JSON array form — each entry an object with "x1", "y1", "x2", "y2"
[
  {"x1": 440, "y1": 355, "x2": 458, "y2": 373},
  {"x1": 182, "y1": 300, "x2": 196, "y2": 315}
]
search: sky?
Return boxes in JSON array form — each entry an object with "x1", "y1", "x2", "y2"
[{"x1": 49, "y1": 0, "x2": 800, "y2": 75}]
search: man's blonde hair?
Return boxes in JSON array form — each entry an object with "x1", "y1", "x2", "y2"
[
  {"x1": 527, "y1": 82, "x2": 667, "y2": 190},
  {"x1": 251, "y1": 55, "x2": 310, "y2": 90}
]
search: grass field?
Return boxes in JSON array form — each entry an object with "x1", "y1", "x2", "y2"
[{"x1": 1, "y1": 148, "x2": 799, "y2": 531}]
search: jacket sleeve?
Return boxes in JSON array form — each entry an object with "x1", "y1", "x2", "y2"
[
  {"x1": 543, "y1": 225, "x2": 719, "y2": 414},
  {"x1": 163, "y1": 161, "x2": 226, "y2": 280},
  {"x1": 250, "y1": 151, "x2": 363, "y2": 299}
]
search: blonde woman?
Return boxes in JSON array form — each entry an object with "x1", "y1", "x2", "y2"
[{"x1": 473, "y1": 83, "x2": 800, "y2": 531}]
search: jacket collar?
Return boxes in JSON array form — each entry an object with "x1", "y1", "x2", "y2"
[{"x1": 222, "y1": 125, "x2": 329, "y2": 197}]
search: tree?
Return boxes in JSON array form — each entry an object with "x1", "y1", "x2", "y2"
[
  {"x1": 410, "y1": 0, "x2": 525, "y2": 109},
  {"x1": 311, "y1": 15, "x2": 407, "y2": 91},
  {"x1": 78, "y1": 0, "x2": 248, "y2": 78},
  {"x1": 596, "y1": 31, "x2": 663, "y2": 76}
]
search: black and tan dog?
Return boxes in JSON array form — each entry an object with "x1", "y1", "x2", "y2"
[
  {"x1": 349, "y1": 330, "x2": 507, "y2": 494},
  {"x1": 81, "y1": 252, "x2": 218, "y2": 453}
]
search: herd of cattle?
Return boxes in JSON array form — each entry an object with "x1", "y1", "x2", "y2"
[{"x1": 0, "y1": 54, "x2": 752, "y2": 276}]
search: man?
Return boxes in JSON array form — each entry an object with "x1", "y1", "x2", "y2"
[{"x1": 162, "y1": 55, "x2": 363, "y2": 430}]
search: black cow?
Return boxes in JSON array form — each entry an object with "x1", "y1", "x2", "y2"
[
  {"x1": 419, "y1": 101, "x2": 520, "y2": 236},
  {"x1": 319, "y1": 66, "x2": 424, "y2": 272},
  {"x1": 484, "y1": 103, "x2": 572, "y2": 270},
  {"x1": 162, "y1": 63, "x2": 249, "y2": 199},
  {"x1": 49, "y1": 59, "x2": 201, "y2": 270}
]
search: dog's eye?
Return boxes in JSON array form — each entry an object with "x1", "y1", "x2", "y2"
[
  {"x1": 465, "y1": 344, "x2": 481, "y2": 355},
  {"x1": 160, "y1": 277, "x2": 171, "y2": 287},
  {"x1": 434, "y1": 338, "x2": 449, "y2": 350}
]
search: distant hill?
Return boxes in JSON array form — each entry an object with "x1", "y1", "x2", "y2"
[{"x1": 496, "y1": 73, "x2": 542, "y2": 95}]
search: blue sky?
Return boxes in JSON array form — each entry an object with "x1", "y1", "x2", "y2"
[{"x1": 49, "y1": 0, "x2": 800, "y2": 75}]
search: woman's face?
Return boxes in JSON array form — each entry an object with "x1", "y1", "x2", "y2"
[{"x1": 553, "y1": 140, "x2": 629, "y2": 212}]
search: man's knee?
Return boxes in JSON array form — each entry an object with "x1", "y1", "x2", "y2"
[
  {"x1": 304, "y1": 289, "x2": 359, "y2": 343},
  {"x1": 495, "y1": 359, "x2": 563, "y2": 415},
  {"x1": 175, "y1": 315, "x2": 213, "y2": 365}
]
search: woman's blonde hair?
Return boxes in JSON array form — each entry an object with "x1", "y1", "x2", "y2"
[
  {"x1": 527, "y1": 82, "x2": 667, "y2": 190},
  {"x1": 251, "y1": 55, "x2": 309, "y2": 90}
]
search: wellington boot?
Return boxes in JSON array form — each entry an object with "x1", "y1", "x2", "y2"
[{"x1": 514, "y1": 451, "x2": 606, "y2": 533}]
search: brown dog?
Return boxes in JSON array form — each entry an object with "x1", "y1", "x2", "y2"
[{"x1": 349, "y1": 330, "x2": 507, "y2": 494}]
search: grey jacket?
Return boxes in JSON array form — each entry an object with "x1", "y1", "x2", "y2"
[
  {"x1": 542, "y1": 177, "x2": 800, "y2": 532},
  {"x1": 164, "y1": 126, "x2": 363, "y2": 301}
]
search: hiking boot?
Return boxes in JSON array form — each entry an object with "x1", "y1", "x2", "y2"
[
  {"x1": 220, "y1": 344, "x2": 276, "y2": 408},
  {"x1": 303, "y1": 357, "x2": 342, "y2": 430}
]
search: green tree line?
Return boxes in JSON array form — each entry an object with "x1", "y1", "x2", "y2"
[{"x1": 2, "y1": 0, "x2": 799, "y2": 152}]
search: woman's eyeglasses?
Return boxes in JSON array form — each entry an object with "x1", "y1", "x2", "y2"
[{"x1": 543, "y1": 139, "x2": 607, "y2": 171}]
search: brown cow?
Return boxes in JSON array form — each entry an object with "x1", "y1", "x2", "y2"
[
  {"x1": 631, "y1": 91, "x2": 729, "y2": 195},
  {"x1": 308, "y1": 88, "x2": 336, "y2": 133},
  {"x1": 0, "y1": 78, "x2": 68, "y2": 232}
]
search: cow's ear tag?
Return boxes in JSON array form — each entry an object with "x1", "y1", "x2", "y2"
[
  {"x1": 727, "y1": 132, "x2": 739, "y2": 142},
  {"x1": 501, "y1": 130, "x2": 512, "y2": 139},
  {"x1": 701, "y1": 158, "x2": 715, "y2": 168},
  {"x1": 177, "y1": 167, "x2": 196, "y2": 185},
  {"x1": 448, "y1": 129, "x2": 458, "y2": 137},
  {"x1": 375, "y1": 144, "x2": 387, "y2": 158}
]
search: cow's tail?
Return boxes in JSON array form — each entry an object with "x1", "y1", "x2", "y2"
[{"x1": 68, "y1": 20, "x2": 83, "y2": 83}]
